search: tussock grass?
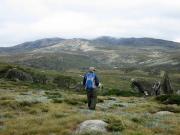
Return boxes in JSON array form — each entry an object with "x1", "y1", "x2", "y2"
[
  {"x1": 1, "y1": 90, "x2": 180, "y2": 135},
  {"x1": 104, "y1": 115, "x2": 125, "y2": 132},
  {"x1": 1, "y1": 64, "x2": 180, "y2": 135},
  {"x1": 158, "y1": 105, "x2": 180, "y2": 113}
]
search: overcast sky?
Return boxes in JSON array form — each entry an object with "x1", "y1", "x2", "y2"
[{"x1": 0, "y1": 0, "x2": 180, "y2": 47}]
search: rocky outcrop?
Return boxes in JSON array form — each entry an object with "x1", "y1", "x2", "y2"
[
  {"x1": 161, "y1": 72, "x2": 173, "y2": 94},
  {"x1": 75, "y1": 120, "x2": 108, "y2": 134},
  {"x1": 5, "y1": 68, "x2": 33, "y2": 82},
  {"x1": 2, "y1": 67, "x2": 48, "y2": 84},
  {"x1": 131, "y1": 71, "x2": 174, "y2": 96},
  {"x1": 130, "y1": 79, "x2": 158, "y2": 96}
]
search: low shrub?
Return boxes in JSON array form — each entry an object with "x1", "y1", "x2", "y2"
[
  {"x1": 28, "y1": 109, "x2": 39, "y2": 115},
  {"x1": 0, "y1": 65, "x2": 13, "y2": 78},
  {"x1": 41, "y1": 108, "x2": 49, "y2": 112},
  {"x1": 64, "y1": 98, "x2": 83, "y2": 105},
  {"x1": 18, "y1": 100, "x2": 40, "y2": 107},
  {"x1": 77, "y1": 132, "x2": 104, "y2": 135},
  {"x1": 158, "y1": 105, "x2": 180, "y2": 113},
  {"x1": 53, "y1": 75, "x2": 77, "y2": 88},
  {"x1": 100, "y1": 88, "x2": 141, "y2": 97},
  {"x1": 53, "y1": 98, "x2": 63, "y2": 103},
  {"x1": 53, "y1": 113, "x2": 69, "y2": 118},
  {"x1": 45, "y1": 91, "x2": 64, "y2": 103},
  {"x1": 32, "y1": 73, "x2": 48, "y2": 84},
  {"x1": 155, "y1": 94, "x2": 180, "y2": 105},
  {"x1": 45, "y1": 91, "x2": 62, "y2": 99},
  {"x1": 131, "y1": 117, "x2": 144, "y2": 124},
  {"x1": 104, "y1": 115, "x2": 125, "y2": 132},
  {"x1": 2, "y1": 113, "x2": 14, "y2": 118}
]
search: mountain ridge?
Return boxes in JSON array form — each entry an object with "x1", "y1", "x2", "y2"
[
  {"x1": 0, "y1": 37, "x2": 65, "y2": 54},
  {"x1": 0, "y1": 36, "x2": 180, "y2": 54},
  {"x1": 0, "y1": 36, "x2": 180, "y2": 70}
]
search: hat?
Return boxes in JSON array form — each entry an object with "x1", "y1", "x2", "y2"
[{"x1": 89, "y1": 67, "x2": 96, "y2": 71}]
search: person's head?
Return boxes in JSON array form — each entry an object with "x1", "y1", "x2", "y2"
[{"x1": 89, "y1": 67, "x2": 96, "y2": 72}]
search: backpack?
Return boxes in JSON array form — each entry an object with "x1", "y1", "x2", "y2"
[{"x1": 85, "y1": 72, "x2": 96, "y2": 90}]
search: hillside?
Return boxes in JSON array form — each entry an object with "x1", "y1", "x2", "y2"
[
  {"x1": 92, "y1": 36, "x2": 180, "y2": 48},
  {"x1": 0, "y1": 38, "x2": 65, "y2": 54},
  {"x1": 0, "y1": 37, "x2": 180, "y2": 70}
]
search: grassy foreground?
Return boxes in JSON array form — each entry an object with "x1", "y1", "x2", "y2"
[
  {"x1": 0, "y1": 80, "x2": 180, "y2": 135},
  {"x1": 0, "y1": 63, "x2": 180, "y2": 135}
]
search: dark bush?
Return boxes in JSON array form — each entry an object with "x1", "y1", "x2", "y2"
[
  {"x1": 53, "y1": 98, "x2": 63, "y2": 103},
  {"x1": 19, "y1": 101, "x2": 40, "y2": 107},
  {"x1": 159, "y1": 105, "x2": 180, "y2": 113},
  {"x1": 156, "y1": 94, "x2": 180, "y2": 105},
  {"x1": 32, "y1": 73, "x2": 48, "y2": 84},
  {"x1": 100, "y1": 88, "x2": 141, "y2": 97},
  {"x1": 0, "y1": 65, "x2": 13, "y2": 78},
  {"x1": 45, "y1": 91, "x2": 62, "y2": 99},
  {"x1": 131, "y1": 117, "x2": 144, "y2": 124},
  {"x1": 53, "y1": 75, "x2": 77, "y2": 88},
  {"x1": 63, "y1": 97, "x2": 87, "y2": 105}
]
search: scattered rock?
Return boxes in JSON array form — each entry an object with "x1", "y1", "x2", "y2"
[
  {"x1": 97, "y1": 99, "x2": 137, "y2": 109},
  {"x1": 75, "y1": 120, "x2": 108, "y2": 134},
  {"x1": 16, "y1": 90, "x2": 49, "y2": 104},
  {"x1": 108, "y1": 97, "x2": 116, "y2": 100},
  {"x1": 176, "y1": 90, "x2": 180, "y2": 95},
  {"x1": 154, "y1": 111, "x2": 174, "y2": 115},
  {"x1": 97, "y1": 100, "x2": 117, "y2": 109}
]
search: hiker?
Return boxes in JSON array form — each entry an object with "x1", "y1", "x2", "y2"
[{"x1": 83, "y1": 67, "x2": 99, "y2": 110}]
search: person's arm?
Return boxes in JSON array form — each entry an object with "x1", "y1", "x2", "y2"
[
  {"x1": 95, "y1": 74, "x2": 99, "y2": 87},
  {"x1": 83, "y1": 74, "x2": 87, "y2": 87}
]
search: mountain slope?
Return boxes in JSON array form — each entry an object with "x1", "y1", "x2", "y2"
[
  {"x1": 91, "y1": 36, "x2": 180, "y2": 48},
  {"x1": 0, "y1": 37, "x2": 180, "y2": 70},
  {"x1": 0, "y1": 37, "x2": 64, "y2": 54},
  {"x1": 1, "y1": 37, "x2": 180, "y2": 54}
]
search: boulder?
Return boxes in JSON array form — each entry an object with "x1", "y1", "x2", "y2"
[
  {"x1": 75, "y1": 120, "x2": 108, "y2": 134},
  {"x1": 155, "y1": 111, "x2": 174, "y2": 115},
  {"x1": 108, "y1": 97, "x2": 116, "y2": 101},
  {"x1": 176, "y1": 90, "x2": 180, "y2": 95}
]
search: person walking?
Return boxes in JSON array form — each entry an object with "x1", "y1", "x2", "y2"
[{"x1": 83, "y1": 67, "x2": 99, "y2": 110}]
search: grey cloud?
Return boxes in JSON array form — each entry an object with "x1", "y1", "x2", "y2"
[{"x1": 0, "y1": 0, "x2": 180, "y2": 46}]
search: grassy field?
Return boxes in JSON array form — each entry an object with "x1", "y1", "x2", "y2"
[{"x1": 0, "y1": 63, "x2": 180, "y2": 135}]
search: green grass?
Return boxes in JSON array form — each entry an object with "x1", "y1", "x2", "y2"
[
  {"x1": 0, "y1": 62, "x2": 180, "y2": 135},
  {"x1": 104, "y1": 115, "x2": 125, "y2": 132},
  {"x1": 1, "y1": 88, "x2": 180, "y2": 135}
]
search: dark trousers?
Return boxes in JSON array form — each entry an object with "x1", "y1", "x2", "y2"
[{"x1": 87, "y1": 89, "x2": 97, "y2": 110}]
